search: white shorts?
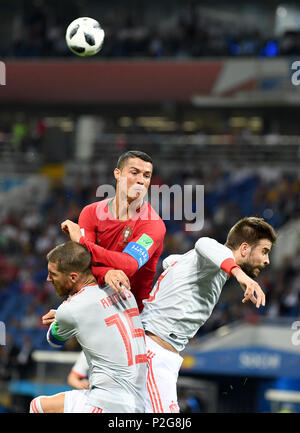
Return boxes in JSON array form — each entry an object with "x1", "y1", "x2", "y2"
[
  {"x1": 64, "y1": 389, "x2": 103, "y2": 413},
  {"x1": 145, "y1": 335, "x2": 183, "y2": 413}
]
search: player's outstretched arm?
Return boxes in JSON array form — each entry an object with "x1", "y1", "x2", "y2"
[
  {"x1": 231, "y1": 267, "x2": 266, "y2": 309},
  {"x1": 61, "y1": 219, "x2": 165, "y2": 282},
  {"x1": 61, "y1": 219, "x2": 139, "y2": 275}
]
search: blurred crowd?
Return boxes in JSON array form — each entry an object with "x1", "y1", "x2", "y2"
[
  {"x1": 0, "y1": 110, "x2": 292, "y2": 168},
  {"x1": 1, "y1": 0, "x2": 300, "y2": 59},
  {"x1": 0, "y1": 151, "x2": 299, "y2": 372},
  {"x1": 0, "y1": 113, "x2": 46, "y2": 156}
]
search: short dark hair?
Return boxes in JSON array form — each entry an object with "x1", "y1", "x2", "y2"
[
  {"x1": 225, "y1": 217, "x2": 277, "y2": 250},
  {"x1": 117, "y1": 151, "x2": 153, "y2": 170},
  {"x1": 47, "y1": 241, "x2": 92, "y2": 275}
]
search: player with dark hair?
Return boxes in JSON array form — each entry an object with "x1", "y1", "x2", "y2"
[
  {"x1": 58, "y1": 150, "x2": 165, "y2": 313},
  {"x1": 140, "y1": 217, "x2": 276, "y2": 412},
  {"x1": 31, "y1": 241, "x2": 147, "y2": 413},
  {"x1": 116, "y1": 150, "x2": 153, "y2": 170}
]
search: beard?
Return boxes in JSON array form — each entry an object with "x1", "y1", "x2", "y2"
[
  {"x1": 240, "y1": 263, "x2": 260, "y2": 279},
  {"x1": 53, "y1": 284, "x2": 66, "y2": 297},
  {"x1": 53, "y1": 279, "x2": 71, "y2": 297}
]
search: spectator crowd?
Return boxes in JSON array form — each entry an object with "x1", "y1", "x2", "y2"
[{"x1": 0, "y1": 0, "x2": 299, "y2": 59}]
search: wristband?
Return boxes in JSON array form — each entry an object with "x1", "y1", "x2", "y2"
[{"x1": 220, "y1": 258, "x2": 241, "y2": 276}]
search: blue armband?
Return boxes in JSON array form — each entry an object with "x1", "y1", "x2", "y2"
[
  {"x1": 123, "y1": 242, "x2": 149, "y2": 268},
  {"x1": 47, "y1": 322, "x2": 68, "y2": 348}
]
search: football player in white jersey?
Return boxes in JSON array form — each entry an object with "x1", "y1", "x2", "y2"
[
  {"x1": 30, "y1": 241, "x2": 147, "y2": 413},
  {"x1": 140, "y1": 217, "x2": 277, "y2": 413}
]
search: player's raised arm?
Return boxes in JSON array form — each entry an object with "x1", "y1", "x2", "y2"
[
  {"x1": 61, "y1": 218, "x2": 139, "y2": 275},
  {"x1": 62, "y1": 218, "x2": 165, "y2": 278},
  {"x1": 195, "y1": 236, "x2": 265, "y2": 308},
  {"x1": 81, "y1": 238, "x2": 139, "y2": 274},
  {"x1": 195, "y1": 237, "x2": 240, "y2": 275}
]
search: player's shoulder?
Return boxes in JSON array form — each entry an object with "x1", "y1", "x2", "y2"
[
  {"x1": 56, "y1": 299, "x2": 71, "y2": 320},
  {"x1": 195, "y1": 236, "x2": 216, "y2": 246},
  {"x1": 63, "y1": 285, "x2": 98, "y2": 307},
  {"x1": 142, "y1": 202, "x2": 166, "y2": 229},
  {"x1": 54, "y1": 299, "x2": 78, "y2": 327}
]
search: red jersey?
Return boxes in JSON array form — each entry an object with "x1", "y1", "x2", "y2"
[{"x1": 78, "y1": 198, "x2": 166, "y2": 312}]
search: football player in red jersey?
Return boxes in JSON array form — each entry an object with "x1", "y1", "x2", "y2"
[{"x1": 60, "y1": 151, "x2": 166, "y2": 313}]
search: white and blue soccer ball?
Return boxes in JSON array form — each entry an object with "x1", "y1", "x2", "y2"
[{"x1": 65, "y1": 17, "x2": 105, "y2": 57}]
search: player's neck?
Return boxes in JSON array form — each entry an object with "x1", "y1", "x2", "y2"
[
  {"x1": 232, "y1": 249, "x2": 243, "y2": 266},
  {"x1": 111, "y1": 196, "x2": 143, "y2": 221},
  {"x1": 70, "y1": 276, "x2": 97, "y2": 295}
]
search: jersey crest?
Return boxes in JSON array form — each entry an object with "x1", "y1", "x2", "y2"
[{"x1": 119, "y1": 225, "x2": 133, "y2": 246}]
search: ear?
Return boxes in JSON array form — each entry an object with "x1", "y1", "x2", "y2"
[
  {"x1": 240, "y1": 242, "x2": 250, "y2": 257},
  {"x1": 114, "y1": 168, "x2": 120, "y2": 182},
  {"x1": 69, "y1": 272, "x2": 79, "y2": 283}
]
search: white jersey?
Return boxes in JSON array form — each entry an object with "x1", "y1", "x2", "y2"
[
  {"x1": 47, "y1": 284, "x2": 147, "y2": 413},
  {"x1": 141, "y1": 237, "x2": 237, "y2": 352},
  {"x1": 71, "y1": 351, "x2": 89, "y2": 379}
]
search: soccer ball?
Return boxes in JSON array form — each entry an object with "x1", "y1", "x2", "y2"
[{"x1": 65, "y1": 17, "x2": 105, "y2": 57}]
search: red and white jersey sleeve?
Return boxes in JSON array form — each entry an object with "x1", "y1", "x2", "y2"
[{"x1": 195, "y1": 237, "x2": 240, "y2": 275}]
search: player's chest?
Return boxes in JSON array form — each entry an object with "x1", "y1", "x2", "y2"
[{"x1": 95, "y1": 221, "x2": 135, "y2": 250}]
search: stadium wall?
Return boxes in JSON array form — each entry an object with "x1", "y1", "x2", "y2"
[{"x1": 0, "y1": 58, "x2": 296, "y2": 104}]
